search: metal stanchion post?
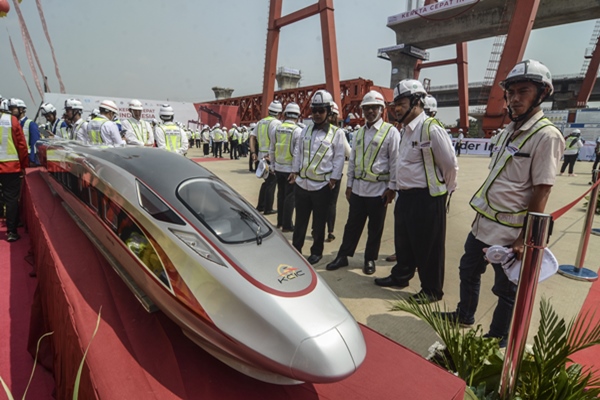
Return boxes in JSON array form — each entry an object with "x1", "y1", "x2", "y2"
[
  {"x1": 499, "y1": 212, "x2": 552, "y2": 400},
  {"x1": 558, "y1": 170, "x2": 599, "y2": 281}
]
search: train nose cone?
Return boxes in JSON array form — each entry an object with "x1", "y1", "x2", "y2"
[{"x1": 291, "y1": 318, "x2": 366, "y2": 382}]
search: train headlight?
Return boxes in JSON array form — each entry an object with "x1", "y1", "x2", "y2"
[{"x1": 170, "y1": 229, "x2": 226, "y2": 267}]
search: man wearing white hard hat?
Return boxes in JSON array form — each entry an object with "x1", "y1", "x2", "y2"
[
  {"x1": 375, "y1": 79, "x2": 457, "y2": 304},
  {"x1": 455, "y1": 128, "x2": 464, "y2": 156},
  {"x1": 251, "y1": 100, "x2": 282, "y2": 215},
  {"x1": 9, "y1": 99, "x2": 41, "y2": 166},
  {"x1": 66, "y1": 99, "x2": 85, "y2": 140},
  {"x1": 326, "y1": 90, "x2": 400, "y2": 275},
  {"x1": 438, "y1": 60, "x2": 565, "y2": 347},
  {"x1": 86, "y1": 100, "x2": 123, "y2": 146},
  {"x1": 423, "y1": 94, "x2": 438, "y2": 118},
  {"x1": 122, "y1": 99, "x2": 154, "y2": 146},
  {"x1": 155, "y1": 104, "x2": 187, "y2": 155},
  {"x1": 269, "y1": 102, "x2": 302, "y2": 232},
  {"x1": 289, "y1": 90, "x2": 345, "y2": 265},
  {"x1": 559, "y1": 129, "x2": 583, "y2": 176}
]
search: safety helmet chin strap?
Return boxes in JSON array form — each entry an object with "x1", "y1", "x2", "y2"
[
  {"x1": 505, "y1": 84, "x2": 547, "y2": 123},
  {"x1": 395, "y1": 95, "x2": 422, "y2": 124}
]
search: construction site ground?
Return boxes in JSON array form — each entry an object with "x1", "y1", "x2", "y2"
[{"x1": 189, "y1": 146, "x2": 600, "y2": 357}]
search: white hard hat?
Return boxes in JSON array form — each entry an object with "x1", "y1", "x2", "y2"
[
  {"x1": 66, "y1": 99, "x2": 83, "y2": 111},
  {"x1": 214, "y1": 122, "x2": 220, "y2": 128},
  {"x1": 159, "y1": 104, "x2": 174, "y2": 118},
  {"x1": 311, "y1": 90, "x2": 333, "y2": 109},
  {"x1": 268, "y1": 100, "x2": 283, "y2": 114},
  {"x1": 91, "y1": 108, "x2": 100, "y2": 116},
  {"x1": 9, "y1": 98, "x2": 26, "y2": 109},
  {"x1": 99, "y1": 100, "x2": 118, "y2": 114},
  {"x1": 129, "y1": 99, "x2": 143, "y2": 111},
  {"x1": 572, "y1": 129, "x2": 581, "y2": 135},
  {"x1": 500, "y1": 59, "x2": 553, "y2": 95},
  {"x1": 393, "y1": 79, "x2": 427, "y2": 102},
  {"x1": 424, "y1": 95, "x2": 438, "y2": 112},
  {"x1": 284, "y1": 102, "x2": 301, "y2": 117},
  {"x1": 249, "y1": 122, "x2": 256, "y2": 128},
  {"x1": 354, "y1": 124, "x2": 360, "y2": 130},
  {"x1": 0, "y1": 99, "x2": 8, "y2": 112},
  {"x1": 361, "y1": 90, "x2": 385, "y2": 108},
  {"x1": 331, "y1": 102, "x2": 340, "y2": 116},
  {"x1": 40, "y1": 103, "x2": 57, "y2": 115},
  {"x1": 256, "y1": 158, "x2": 270, "y2": 179},
  {"x1": 64, "y1": 98, "x2": 82, "y2": 110},
  {"x1": 232, "y1": 123, "x2": 237, "y2": 127},
  {"x1": 458, "y1": 128, "x2": 464, "y2": 132}
]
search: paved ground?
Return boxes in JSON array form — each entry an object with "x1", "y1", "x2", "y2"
[{"x1": 187, "y1": 146, "x2": 600, "y2": 357}]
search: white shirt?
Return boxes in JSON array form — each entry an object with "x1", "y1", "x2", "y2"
[
  {"x1": 292, "y1": 123, "x2": 346, "y2": 191},
  {"x1": 347, "y1": 118, "x2": 400, "y2": 197},
  {"x1": 122, "y1": 118, "x2": 154, "y2": 146},
  {"x1": 269, "y1": 119, "x2": 303, "y2": 173},
  {"x1": 394, "y1": 112, "x2": 458, "y2": 192}
]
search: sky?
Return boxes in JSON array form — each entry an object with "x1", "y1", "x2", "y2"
[{"x1": 0, "y1": 0, "x2": 597, "y2": 125}]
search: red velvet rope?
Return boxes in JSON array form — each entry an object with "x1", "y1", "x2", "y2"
[{"x1": 550, "y1": 179, "x2": 600, "y2": 220}]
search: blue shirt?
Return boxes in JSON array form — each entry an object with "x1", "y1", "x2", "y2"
[{"x1": 20, "y1": 116, "x2": 40, "y2": 164}]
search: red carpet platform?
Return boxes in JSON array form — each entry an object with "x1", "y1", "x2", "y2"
[{"x1": 13, "y1": 169, "x2": 466, "y2": 399}]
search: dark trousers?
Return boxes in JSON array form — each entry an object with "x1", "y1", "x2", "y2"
[
  {"x1": 275, "y1": 171, "x2": 295, "y2": 230},
  {"x1": 0, "y1": 173, "x2": 22, "y2": 234},
  {"x1": 230, "y1": 141, "x2": 239, "y2": 159},
  {"x1": 326, "y1": 178, "x2": 341, "y2": 234},
  {"x1": 224, "y1": 141, "x2": 229, "y2": 153},
  {"x1": 560, "y1": 154, "x2": 577, "y2": 174},
  {"x1": 213, "y1": 142, "x2": 223, "y2": 158},
  {"x1": 390, "y1": 189, "x2": 447, "y2": 299},
  {"x1": 195, "y1": 139, "x2": 201, "y2": 148},
  {"x1": 455, "y1": 142, "x2": 462, "y2": 157},
  {"x1": 293, "y1": 185, "x2": 331, "y2": 256},
  {"x1": 338, "y1": 193, "x2": 387, "y2": 261},
  {"x1": 592, "y1": 153, "x2": 600, "y2": 172},
  {"x1": 203, "y1": 143, "x2": 209, "y2": 156},
  {"x1": 257, "y1": 172, "x2": 277, "y2": 212},
  {"x1": 457, "y1": 232, "x2": 517, "y2": 339}
]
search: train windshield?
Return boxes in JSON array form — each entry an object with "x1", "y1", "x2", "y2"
[{"x1": 177, "y1": 178, "x2": 272, "y2": 244}]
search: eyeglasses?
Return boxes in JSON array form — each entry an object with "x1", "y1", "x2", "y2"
[{"x1": 311, "y1": 107, "x2": 327, "y2": 114}]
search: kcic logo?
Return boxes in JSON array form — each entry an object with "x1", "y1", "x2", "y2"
[{"x1": 277, "y1": 264, "x2": 305, "y2": 284}]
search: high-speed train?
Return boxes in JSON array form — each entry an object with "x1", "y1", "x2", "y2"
[{"x1": 35, "y1": 140, "x2": 366, "y2": 384}]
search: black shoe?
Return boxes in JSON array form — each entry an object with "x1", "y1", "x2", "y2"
[
  {"x1": 325, "y1": 233, "x2": 336, "y2": 242},
  {"x1": 264, "y1": 210, "x2": 277, "y2": 215},
  {"x1": 256, "y1": 207, "x2": 264, "y2": 212},
  {"x1": 363, "y1": 260, "x2": 376, "y2": 275},
  {"x1": 281, "y1": 226, "x2": 294, "y2": 233},
  {"x1": 433, "y1": 311, "x2": 474, "y2": 327},
  {"x1": 326, "y1": 256, "x2": 349, "y2": 271},
  {"x1": 374, "y1": 275, "x2": 408, "y2": 288},
  {"x1": 483, "y1": 333, "x2": 508, "y2": 348},
  {"x1": 307, "y1": 254, "x2": 322, "y2": 265},
  {"x1": 408, "y1": 291, "x2": 442, "y2": 305},
  {"x1": 7, "y1": 232, "x2": 20, "y2": 242}
]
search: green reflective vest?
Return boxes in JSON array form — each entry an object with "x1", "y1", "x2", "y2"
[
  {"x1": 0, "y1": 113, "x2": 18, "y2": 162},
  {"x1": 87, "y1": 117, "x2": 108, "y2": 144},
  {"x1": 257, "y1": 116, "x2": 275, "y2": 153},
  {"x1": 353, "y1": 122, "x2": 393, "y2": 182},
  {"x1": 160, "y1": 123, "x2": 182, "y2": 152},
  {"x1": 299, "y1": 124, "x2": 336, "y2": 182},
  {"x1": 274, "y1": 121, "x2": 297, "y2": 166},
  {"x1": 470, "y1": 117, "x2": 554, "y2": 227}
]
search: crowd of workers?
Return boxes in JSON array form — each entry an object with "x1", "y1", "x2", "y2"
[{"x1": 0, "y1": 58, "x2": 578, "y2": 349}]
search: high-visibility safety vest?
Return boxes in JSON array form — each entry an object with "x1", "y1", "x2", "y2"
[
  {"x1": 160, "y1": 123, "x2": 182, "y2": 152},
  {"x1": 299, "y1": 124, "x2": 336, "y2": 182},
  {"x1": 353, "y1": 122, "x2": 394, "y2": 182},
  {"x1": 128, "y1": 118, "x2": 149, "y2": 143},
  {"x1": 257, "y1": 116, "x2": 276, "y2": 153},
  {"x1": 565, "y1": 137, "x2": 581, "y2": 152},
  {"x1": 87, "y1": 117, "x2": 108, "y2": 144},
  {"x1": 0, "y1": 113, "x2": 18, "y2": 163},
  {"x1": 213, "y1": 129, "x2": 224, "y2": 142},
  {"x1": 470, "y1": 117, "x2": 554, "y2": 228},
  {"x1": 58, "y1": 121, "x2": 70, "y2": 139},
  {"x1": 400, "y1": 117, "x2": 448, "y2": 197},
  {"x1": 274, "y1": 121, "x2": 297, "y2": 166}
]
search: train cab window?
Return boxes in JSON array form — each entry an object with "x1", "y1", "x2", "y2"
[
  {"x1": 122, "y1": 228, "x2": 171, "y2": 289},
  {"x1": 136, "y1": 180, "x2": 185, "y2": 225},
  {"x1": 89, "y1": 188, "x2": 99, "y2": 211},
  {"x1": 177, "y1": 178, "x2": 272, "y2": 244}
]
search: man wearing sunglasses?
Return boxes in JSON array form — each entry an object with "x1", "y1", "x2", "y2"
[
  {"x1": 375, "y1": 79, "x2": 457, "y2": 305},
  {"x1": 289, "y1": 90, "x2": 346, "y2": 265}
]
